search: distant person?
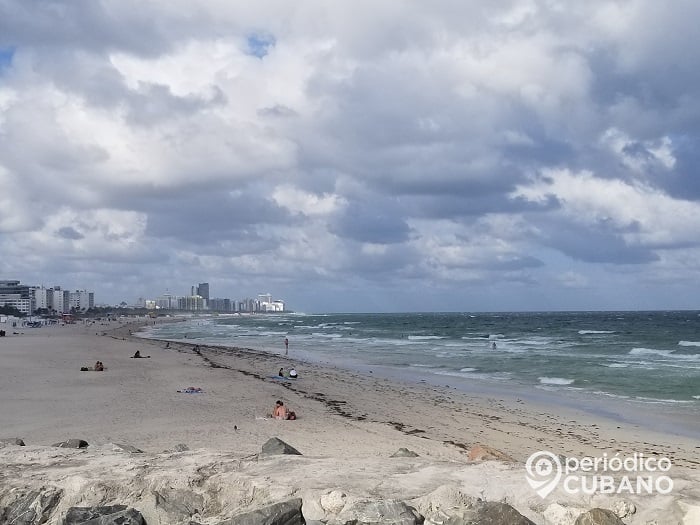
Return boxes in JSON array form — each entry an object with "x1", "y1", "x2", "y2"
[
  {"x1": 278, "y1": 368, "x2": 285, "y2": 377},
  {"x1": 491, "y1": 341, "x2": 497, "y2": 350},
  {"x1": 131, "y1": 350, "x2": 150, "y2": 358},
  {"x1": 284, "y1": 337, "x2": 289, "y2": 355},
  {"x1": 272, "y1": 400, "x2": 287, "y2": 419},
  {"x1": 289, "y1": 368, "x2": 298, "y2": 379},
  {"x1": 94, "y1": 361, "x2": 104, "y2": 371},
  {"x1": 165, "y1": 342, "x2": 170, "y2": 348}
]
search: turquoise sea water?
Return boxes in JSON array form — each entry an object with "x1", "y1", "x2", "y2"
[{"x1": 139, "y1": 311, "x2": 700, "y2": 408}]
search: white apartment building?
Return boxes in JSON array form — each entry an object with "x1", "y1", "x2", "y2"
[{"x1": 69, "y1": 290, "x2": 94, "y2": 311}]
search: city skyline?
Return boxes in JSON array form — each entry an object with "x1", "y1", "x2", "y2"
[{"x1": 2, "y1": 3, "x2": 700, "y2": 313}]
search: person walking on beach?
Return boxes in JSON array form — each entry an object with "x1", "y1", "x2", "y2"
[{"x1": 284, "y1": 337, "x2": 289, "y2": 355}]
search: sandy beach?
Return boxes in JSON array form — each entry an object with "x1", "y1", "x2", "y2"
[{"x1": 0, "y1": 319, "x2": 699, "y2": 524}]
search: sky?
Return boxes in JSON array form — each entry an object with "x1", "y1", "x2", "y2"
[{"x1": 1, "y1": 1, "x2": 700, "y2": 313}]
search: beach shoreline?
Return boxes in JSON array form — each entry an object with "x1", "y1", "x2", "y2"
[{"x1": 0, "y1": 319, "x2": 698, "y2": 524}]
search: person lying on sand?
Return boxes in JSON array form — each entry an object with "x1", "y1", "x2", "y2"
[{"x1": 131, "y1": 350, "x2": 151, "y2": 358}]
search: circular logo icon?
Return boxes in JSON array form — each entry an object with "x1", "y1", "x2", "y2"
[{"x1": 525, "y1": 451, "x2": 562, "y2": 498}]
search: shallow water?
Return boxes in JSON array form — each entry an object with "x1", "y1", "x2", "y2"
[{"x1": 140, "y1": 311, "x2": 700, "y2": 408}]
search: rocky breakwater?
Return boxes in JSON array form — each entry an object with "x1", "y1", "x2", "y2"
[{"x1": 0, "y1": 438, "x2": 696, "y2": 524}]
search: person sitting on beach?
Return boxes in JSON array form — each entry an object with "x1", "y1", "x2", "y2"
[
  {"x1": 278, "y1": 368, "x2": 285, "y2": 377},
  {"x1": 272, "y1": 400, "x2": 288, "y2": 419},
  {"x1": 94, "y1": 361, "x2": 104, "y2": 371},
  {"x1": 289, "y1": 368, "x2": 298, "y2": 379},
  {"x1": 131, "y1": 350, "x2": 151, "y2": 358}
]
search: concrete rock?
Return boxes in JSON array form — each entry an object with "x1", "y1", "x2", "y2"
[
  {"x1": 0, "y1": 437, "x2": 26, "y2": 446},
  {"x1": 574, "y1": 508, "x2": 625, "y2": 525},
  {"x1": 610, "y1": 500, "x2": 635, "y2": 518},
  {"x1": 261, "y1": 437, "x2": 302, "y2": 456},
  {"x1": 63, "y1": 505, "x2": 145, "y2": 524},
  {"x1": 111, "y1": 443, "x2": 143, "y2": 453},
  {"x1": 543, "y1": 502, "x2": 587, "y2": 525},
  {"x1": 217, "y1": 498, "x2": 305, "y2": 525},
  {"x1": 154, "y1": 488, "x2": 204, "y2": 521},
  {"x1": 445, "y1": 501, "x2": 535, "y2": 525},
  {"x1": 330, "y1": 499, "x2": 419, "y2": 525},
  {"x1": 52, "y1": 439, "x2": 89, "y2": 449},
  {"x1": 391, "y1": 447, "x2": 419, "y2": 457},
  {"x1": 320, "y1": 490, "x2": 347, "y2": 514},
  {"x1": 0, "y1": 488, "x2": 62, "y2": 525}
]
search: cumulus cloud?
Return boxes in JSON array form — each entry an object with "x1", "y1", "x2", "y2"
[{"x1": 1, "y1": 0, "x2": 699, "y2": 311}]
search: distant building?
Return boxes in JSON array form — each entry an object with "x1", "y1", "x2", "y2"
[
  {"x1": 197, "y1": 283, "x2": 210, "y2": 301},
  {"x1": 0, "y1": 280, "x2": 32, "y2": 315},
  {"x1": 209, "y1": 298, "x2": 233, "y2": 312},
  {"x1": 69, "y1": 290, "x2": 94, "y2": 311},
  {"x1": 179, "y1": 295, "x2": 205, "y2": 311},
  {"x1": 51, "y1": 287, "x2": 69, "y2": 314}
]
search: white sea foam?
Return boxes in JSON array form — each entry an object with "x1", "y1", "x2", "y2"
[
  {"x1": 459, "y1": 367, "x2": 477, "y2": 372},
  {"x1": 311, "y1": 332, "x2": 343, "y2": 339},
  {"x1": 629, "y1": 348, "x2": 673, "y2": 357},
  {"x1": 538, "y1": 377, "x2": 575, "y2": 385},
  {"x1": 578, "y1": 330, "x2": 615, "y2": 334},
  {"x1": 433, "y1": 369, "x2": 511, "y2": 381},
  {"x1": 605, "y1": 363, "x2": 628, "y2": 368},
  {"x1": 693, "y1": 395, "x2": 700, "y2": 400},
  {"x1": 629, "y1": 348, "x2": 699, "y2": 360},
  {"x1": 678, "y1": 340, "x2": 700, "y2": 347},
  {"x1": 408, "y1": 335, "x2": 445, "y2": 340}
]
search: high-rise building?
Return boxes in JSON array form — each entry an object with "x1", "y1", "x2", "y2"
[
  {"x1": 197, "y1": 283, "x2": 210, "y2": 300},
  {"x1": 69, "y1": 290, "x2": 94, "y2": 311}
]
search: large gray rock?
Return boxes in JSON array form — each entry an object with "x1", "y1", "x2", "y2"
[
  {"x1": 63, "y1": 505, "x2": 145, "y2": 524},
  {"x1": 0, "y1": 437, "x2": 26, "y2": 446},
  {"x1": 0, "y1": 488, "x2": 62, "y2": 525},
  {"x1": 217, "y1": 498, "x2": 305, "y2": 525},
  {"x1": 445, "y1": 501, "x2": 535, "y2": 525},
  {"x1": 153, "y1": 488, "x2": 204, "y2": 521},
  {"x1": 390, "y1": 448, "x2": 419, "y2": 457},
  {"x1": 261, "y1": 437, "x2": 302, "y2": 456},
  {"x1": 111, "y1": 443, "x2": 143, "y2": 454},
  {"x1": 52, "y1": 439, "x2": 89, "y2": 449},
  {"x1": 330, "y1": 499, "x2": 419, "y2": 525},
  {"x1": 574, "y1": 508, "x2": 625, "y2": 525}
]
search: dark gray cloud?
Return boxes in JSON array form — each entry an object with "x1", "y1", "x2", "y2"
[{"x1": 2, "y1": 1, "x2": 700, "y2": 311}]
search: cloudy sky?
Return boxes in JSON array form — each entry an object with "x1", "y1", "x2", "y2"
[{"x1": 1, "y1": 0, "x2": 700, "y2": 313}]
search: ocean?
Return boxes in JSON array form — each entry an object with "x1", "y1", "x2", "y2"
[{"x1": 138, "y1": 310, "x2": 700, "y2": 413}]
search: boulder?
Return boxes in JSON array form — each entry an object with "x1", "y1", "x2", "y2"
[
  {"x1": 111, "y1": 443, "x2": 143, "y2": 454},
  {"x1": 543, "y1": 502, "x2": 587, "y2": 525},
  {"x1": 610, "y1": 500, "x2": 635, "y2": 519},
  {"x1": 320, "y1": 490, "x2": 347, "y2": 514},
  {"x1": 0, "y1": 488, "x2": 62, "y2": 525},
  {"x1": 574, "y1": 508, "x2": 625, "y2": 525},
  {"x1": 52, "y1": 439, "x2": 89, "y2": 449},
  {"x1": 217, "y1": 498, "x2": 304, "y2": 525},
  {"x1": 444, "y1": 501, "x2": 534, "y2": 525},
  {"x1": 261, "y1": 437, "x2": 302, "y2": 456},
  {"x1": 391, "y1": 447, "x2": 419, "y2": 457},
  {"x1": 330, "y1": 499, "x2": 419, "y2": 525},
  {"x1": 0, "y1": 437, "x2": 26, "y2": 446},
  {"x1": 409, "y1": 484, "x2": 475, "y2": 522},
  {"x1": 63, "y1": 505, "x2": 145, "y2": 524},
  {"x1": 466, "y1": 444, "x2": 515, "y2": 462},
  {"x1": 174, "y1": 443, "x2": 190, "y2": 452},
  {"x1": 153, "y1": 488, "x2": 204, "y2": 522}
]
